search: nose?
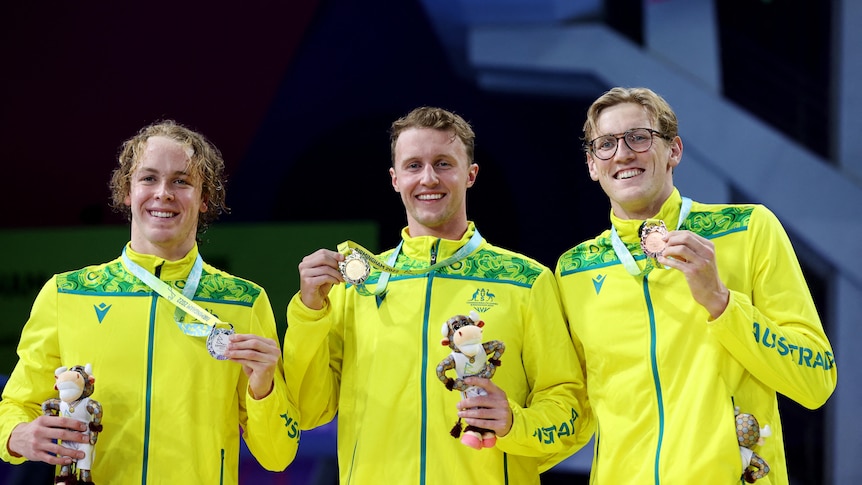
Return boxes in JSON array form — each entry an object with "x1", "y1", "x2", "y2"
[
  {"x1": 420, "y1": 164, "x2": 438, "y2": 185},
  {"x1": 155, "y1": 181, "x2": 174, "y2": 200},
  {"x1": 613, "y1": 136, "x2": 636, "y2": 160}
]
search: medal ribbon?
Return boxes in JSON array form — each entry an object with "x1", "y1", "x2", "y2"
[
  {"x1": 338, "y1": 228, "x2": 484, "y2": 296},
  {"x1": 610, "y1": 197, "x2": 693, "y2": 277},
  {"x1": 122, "y1": 247, "x2": 225, "y2": 336}
]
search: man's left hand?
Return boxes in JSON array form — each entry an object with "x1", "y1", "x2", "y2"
[
  {"x1": 457, "y1": 377, "x2": 513, "y2": 437},
  {"x1": 228, "y1": 333, "x2": 280, "y2": 399}
]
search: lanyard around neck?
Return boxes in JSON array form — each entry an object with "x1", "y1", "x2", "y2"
[
  {"x1": 347, "y1": 228, "x2": 483, "y2": 296},
  {"x1": 610, "y1": 197, "x2": 692, "y2": 277},
  {"x1": 122, "y1": 247, "x2": 221, "y2": 336}
]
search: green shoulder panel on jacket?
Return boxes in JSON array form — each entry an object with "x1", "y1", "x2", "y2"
[
  {"x1": 440, "y1": 248, "x2": 544, "y2": 285},
  {"x1": 558, "y1": 233, "x2": 618, "y2": 275},
  {"x1": 558, "y1": 205, "x2": 755, "y2": 276},
  {"x1": 683, "y1": 205, "x2": 753, "y2": 239},
  {"x1": 57, "y1": 261, "x2": 148, "y2": 294},
  {"x1": 57, "y1": 261, "x2": 261, "y2": 304},
  {"x1": 196, "y1": 269, "x2": 261, "y2": 304},
  {"x1": 362, "y1": 247, "x2": 545, "y2": 287}
]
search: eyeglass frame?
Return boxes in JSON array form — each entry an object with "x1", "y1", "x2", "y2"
[{"x1": 584, "y1": 128, "x2": 671, "y2": 160}]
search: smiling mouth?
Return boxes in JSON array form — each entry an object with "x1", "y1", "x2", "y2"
[
  {"x1": 149, "y1": 210, "x2": 177, "y2": 218},
  {"x1": 417, "y1": 194, "x2": 443, "y2": 200},
  {"x1": 615, "y1": 168, "x2": 644, "y2": 180}
]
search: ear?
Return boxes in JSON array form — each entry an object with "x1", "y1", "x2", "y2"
[
  {"x1": 586, "y1": 154, "x2": 599, "y2": 182},
  {"x1": 441, "y1": 338, "x2": 450, "y2": 346},
  {"x1": 466, "y1": 163, "x2": 478, "y2": 188},
  {"x1": 667, "y1": 136, "x2": 683, "y2": 170},
  {"x1": 477, "y1": 321, "x2": 484, "y2": 328},
  {"x1": 389, "y1": 167, "x2": 399, "y2": 193}
]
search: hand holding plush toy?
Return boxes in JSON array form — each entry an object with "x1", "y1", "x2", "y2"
[
  {"x1": 436, "y1": 311, "x2": 505, "y2": 450},
  {"x1": 735, "y1": 406, "x2": 771, "y2": 483},
  {"x1": 42, "y1": 363, "x2": 103, "y2": 485}
]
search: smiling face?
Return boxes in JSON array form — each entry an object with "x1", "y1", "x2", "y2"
[
  {"x1": 124, "y1": 136, "x2": 207, "y2": 260},
  {"x1": 587, "y1": 102, "x2": 682, "y2": 220},
  {"x1": 389, "y1": 127, "x2": 478, "y2": 239}
]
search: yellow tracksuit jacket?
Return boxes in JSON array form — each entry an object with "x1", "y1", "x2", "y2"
[
  {"x1": 555, "y1": 190, "x2": 837, "y2": 485},
  {"x1": 284, "y1": 223, "x2": 593, "y2": 485},
  {"x1": 0, "y1": 244, "x2": 299, "y2": 484}
]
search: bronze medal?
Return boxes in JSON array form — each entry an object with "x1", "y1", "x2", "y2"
[{"x1": 640, "y1": 220, "x2": 668, "y2": 258}]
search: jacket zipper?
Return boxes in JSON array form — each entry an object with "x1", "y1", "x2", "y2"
[
  {"x1": 141, "y1": 262, "x2": 163, "y2": 484},
  {"x1": 644, "y1": 275, "x2": 665, "y2": 485},
  {"x1": 420, "y1": 240, "x2": 440, "y2": 485}
]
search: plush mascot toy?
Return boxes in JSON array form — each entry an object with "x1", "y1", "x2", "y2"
[
  {"x1": 735, "y1": 407, "x2": 771, "y2": 483},
  {"x1": 42, "y1": 363, "x2": 103, "y2": 485},
  {"x1": 436, "y1": 311, "x2": 505, "y2": 450}
]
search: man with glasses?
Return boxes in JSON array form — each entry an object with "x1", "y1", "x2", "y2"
[{"x1": 555, "y1": 87, "x2": 836, "y2": 483}]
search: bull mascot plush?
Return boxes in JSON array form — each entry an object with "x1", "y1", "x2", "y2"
[
  {"x1": 436, "y1": 311, "x2": 505, "y2": 450},
  {"x1": 736, "y1": 407, "x2": 771, "y2": 483},
  {"x1": 42, "y1": 363, "x2": 103, "y2": 484}
]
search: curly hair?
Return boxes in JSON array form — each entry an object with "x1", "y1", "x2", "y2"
[{"x1": 109, "y1": 120, "x2": 229, "y2": 236}]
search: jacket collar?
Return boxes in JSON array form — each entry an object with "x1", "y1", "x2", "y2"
[
  {"x1": 397, "y1": 221, "x2": 482, "y2": 262},
  {"x1": 610, "y1": 188, "x2": 682, "y2": 242},
  {"x1": 123, "y1": 242, "x2": 200, "y2": 280}
]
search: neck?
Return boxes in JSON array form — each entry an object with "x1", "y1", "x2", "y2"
[
  {"x1": 612, "y1": 189, "x2": 675, "y2": 221},
  {"x1": 407, "y1": 221, "x2": 468, "y2": 240},
  {"x1": 130, "y1": 240, "x2": 195, "y2": 262},
  {"x1": 612, "y1": 205, "x2": 661, "y2": 221}
]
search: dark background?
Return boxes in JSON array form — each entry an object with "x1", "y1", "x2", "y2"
[
  {"x1": 0, "y1": 0, "x2": 609, "y2": 268},
  {"x1": 0, "y1": 1, "x2": 835, "y2": 484}
]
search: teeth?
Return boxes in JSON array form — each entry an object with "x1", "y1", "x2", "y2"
[
  {"x1": 150, "y1": 211, "x2": 175, "y2": 218},
  {"x1": 417, "y1": 194, "x2": 443, "y2": 200},
  {"x1": 616, "y1": 169, "x2": 642, "y2": 180}
]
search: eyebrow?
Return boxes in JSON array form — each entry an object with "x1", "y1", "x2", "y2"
[{"x1": 136, "y1": 166, "x2": 192, "y2": 177}]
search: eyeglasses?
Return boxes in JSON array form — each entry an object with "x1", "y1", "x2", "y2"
[{"x1": 586, "y1": 128, "x2": 668, "y2": 160}]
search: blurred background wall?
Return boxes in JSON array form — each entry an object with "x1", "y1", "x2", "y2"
[{"x1": 1, "y1": 0, "x2": 859, "y2": 483}]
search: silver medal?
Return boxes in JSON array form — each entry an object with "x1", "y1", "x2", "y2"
[{"x1": 207, "y1": 323, "x2": 234, "y2": 360}]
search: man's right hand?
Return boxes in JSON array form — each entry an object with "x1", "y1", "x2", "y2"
[
  {"x1": 8, "y1": 416, "x2": 88, "y2": 465},
  {"x1": 298, "y1": 249, "x2": 345, "y2": 310}
]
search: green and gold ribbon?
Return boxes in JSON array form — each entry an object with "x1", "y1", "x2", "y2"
[{"x1": 336, "y1": 229, "x2": 483, "y2": 296}]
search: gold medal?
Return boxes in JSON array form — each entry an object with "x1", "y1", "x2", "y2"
[
  {"x1": 640, "y1": 220, "x2": 668, "y2": 258},
  {"x1": 339, "y1": 251, "x2": 371, "y2": 286}
]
